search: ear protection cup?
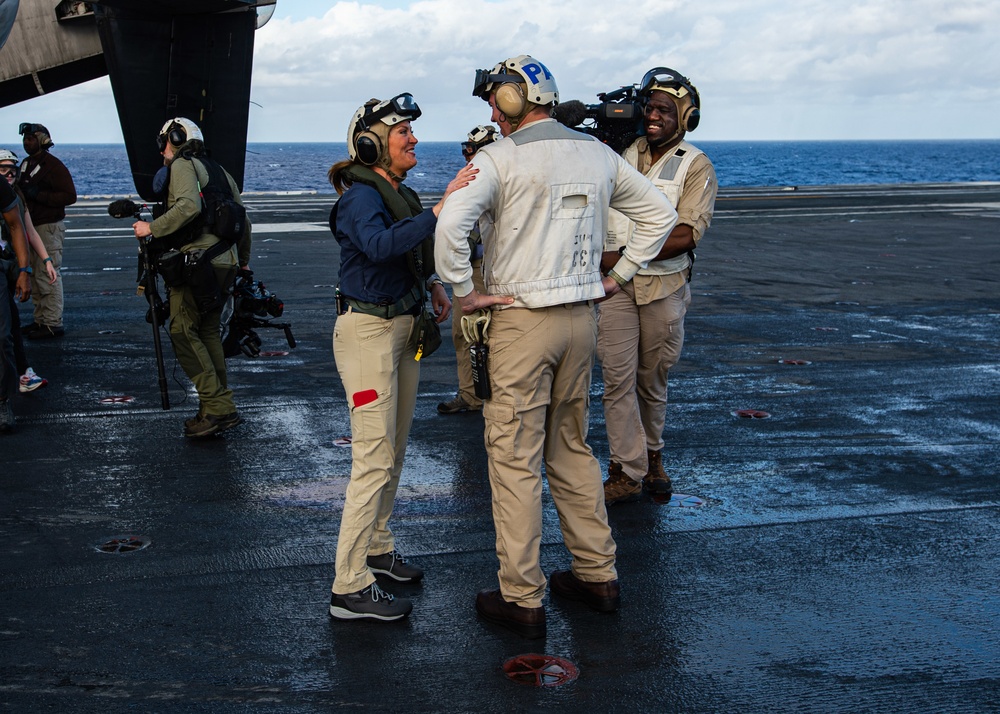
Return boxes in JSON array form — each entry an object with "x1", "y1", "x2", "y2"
[
  {"x1": 168, "y1": 126, "x2": 187, "y2": 146},
  {"x1": 355, "y1": 131, "x2": 382, "y2": 166},
  {"x1": 680, "y1": 103, "x2": 700, "y2": 133},
  {"x1": 495, "y1": 83, "x2": 527, "y2": 119}
]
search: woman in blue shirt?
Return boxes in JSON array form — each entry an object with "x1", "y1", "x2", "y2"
[{"x1": 326, "y1": 94, "x2": 475, "y2": 622}]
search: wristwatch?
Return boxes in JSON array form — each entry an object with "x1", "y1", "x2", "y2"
[{"x1": 19, "y1": 265, "x2": 31, "y2": 274}]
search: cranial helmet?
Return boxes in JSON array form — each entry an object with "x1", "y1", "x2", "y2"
[
  {"x1": 0, "y1": 148, "x2": 18, "y2": 164},
  {"x1": 473, "y1": 55, "x2": 559, "y2": 125},
  {"x1": 638, "y1": 67, "x2": 701, "y2": 135},
  {"x1": 157, "y1": 117, "x2": 204, "y2": 151},
  {"x1": 461, "y1": 125, "x2": 497, "y2": 159},
  {"x1": 347, "y1": 93, "x2": 422, "y2": 167}
]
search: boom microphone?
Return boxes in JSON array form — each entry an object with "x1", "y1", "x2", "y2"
[
  {"x1": 552, "y1": 100, "x2": 588, "y2": 128},
  {"x1": 108, "y1": 199, "x2": 141, "y2": 219}
]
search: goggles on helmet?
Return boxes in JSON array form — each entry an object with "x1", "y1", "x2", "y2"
[
  {"x1": 639, "y1": 67, "x2": 697, "y2": 104},
  {"x1": 358, "y1": 93, "x2": 422, "y2": 131},
  {"x1": 19, "y1": 123, "x2": 43, "y2": 136},
  {"x1": 472, "y1": 70, "x2": 515, "y2": 100}
]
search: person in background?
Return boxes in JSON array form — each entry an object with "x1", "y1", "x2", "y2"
[
  {"x1": 131, "y1": 117, "x2": 252, "y2": 438},
  {"x1": 0, "y1": 149, "x2": 56, "y2": 393},
  {"x1": 434, "y1": 55, "x2": 677, "y2": 639},
  {"x1": 0, "y1": 168, "x2": 32, "y2": 432},
  {"x1": 16, "y1": 123, "x2": 75, "y2": 340},
  {"x1": 327, "y1": 94, "x2": 475, "y2": 622},
  {"x1": 437, "y1": 124, "x2": 497, "y2": 415},
  {"x1": 599, "y1": 67, "x2": 717, "y2": 505}
]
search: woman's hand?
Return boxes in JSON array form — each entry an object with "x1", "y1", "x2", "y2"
[
  {"x1": 430, "y1": 282, "x2": 451, "y2": 322},
  {"x1": 433, "y1": 164, "x2": 478, "y2": 217}
]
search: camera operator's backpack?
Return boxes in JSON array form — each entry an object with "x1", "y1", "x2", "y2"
[{"x1": 195, "y1": 157, "x2": 247, "y2": 245}]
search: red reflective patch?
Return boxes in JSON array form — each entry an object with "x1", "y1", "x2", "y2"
[{"x1": 352, "y1": 389, "x2": 378, "y2": 408}]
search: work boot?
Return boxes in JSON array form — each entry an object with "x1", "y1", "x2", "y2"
[
  {"x1": 436, "y1": 394, "x2": 482, "y2": 414},
  {"x1": 603, "y1": 462, "x2": 641, "y2": 505},
  {"x1": 549, "y1": 570, "x2": 621, "y2": 612},
  {"x1": 642, "y1": 449, "x2": 673, "y2": 498},
  {"x1": 475, "y1": 589, "x2": 546, "y2": 639},
  {"x1": 184, "y1": 408, "x2": 205, "y2": 430}
]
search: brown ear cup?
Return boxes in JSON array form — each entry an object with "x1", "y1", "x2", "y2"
[{"x1": 495, "y1": 83, "x2": 527, "y2": 119}]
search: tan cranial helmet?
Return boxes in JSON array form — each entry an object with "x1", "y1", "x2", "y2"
[{"x1": 638, "y1": 67, "x2": 701, "y2": 135}]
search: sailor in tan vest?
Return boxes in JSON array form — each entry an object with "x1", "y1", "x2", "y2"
[{"x1": 598, "y1": 67, "x2": 718, "y2": 505}]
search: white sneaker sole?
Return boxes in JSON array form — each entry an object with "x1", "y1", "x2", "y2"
[{"x1": 329, "y1": 604, "x2": 409, "y2": 621}]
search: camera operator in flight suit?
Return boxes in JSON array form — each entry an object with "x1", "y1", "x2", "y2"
[
  {"x1": 599, "y1": 68, "x2": 717, "y2": 505},
  {"x1": 132, "y1": 117, "x2": 252, "y2": 438},
  {"x1": 435, "y1": 55, "x2": 677, "y2": 638},
  {"x1": 437, "y1": 124, "x2": 497, "y2": 415}
]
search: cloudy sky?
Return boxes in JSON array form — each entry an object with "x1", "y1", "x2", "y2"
[{"x1": 1, "y1": 0, "x2": 998, "y2": 144}]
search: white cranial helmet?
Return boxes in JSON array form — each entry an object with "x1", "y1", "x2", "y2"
[
  {"x1": 346, "y1": 93, "x2": 422, "y2": 165},
  {"x1": 158, "y1": 117, "x2": 204, "y2": 148}
]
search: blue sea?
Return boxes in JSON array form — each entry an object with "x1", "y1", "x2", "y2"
[{"x1": 53, "y1": 140, "x2": 1000, "y2": 197}]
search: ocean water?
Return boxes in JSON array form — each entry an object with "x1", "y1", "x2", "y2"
[{"x1": 49, "y1": 139, "x2": 1000, "y2": 197}]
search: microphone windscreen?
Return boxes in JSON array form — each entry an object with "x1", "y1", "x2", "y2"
[
  {"x1": 552, "y1": 100, "x2": 588, "y2": 128},
  {"x1": 108, "y1": 199, "x2": 139, "y2": 218}
]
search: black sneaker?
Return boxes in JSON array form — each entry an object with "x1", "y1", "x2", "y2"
[
  {"x1": 329, "y1": 583, "x2": 412, "y2": 621},
  {"x1": 367, "y1": 550, "x2": 424, "y2": 582},
  {"x1": 26, "y1": 324, "x2": 64, "y2": 340}
]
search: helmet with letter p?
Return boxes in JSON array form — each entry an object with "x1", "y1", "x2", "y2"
[{"x1": 473, "y1": 54, "x2": 559, "y2": 129}]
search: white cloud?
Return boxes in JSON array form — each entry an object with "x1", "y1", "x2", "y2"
[{"x1": 1, "y1": 0, "x2": 998, "y2": 143}]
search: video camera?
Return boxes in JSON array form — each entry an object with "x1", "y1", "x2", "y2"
[
  {"x1": 222, "y1": 269, "x2": 296, "y2": 358},
  {"x1": 552, "y1": 85, "x2": 644, "y2": 155}
]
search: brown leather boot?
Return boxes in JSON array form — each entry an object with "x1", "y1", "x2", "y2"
[
  {"x1": 642, "y1": 450, "x2": 673, "y2": 497},
  {"x1": 475, "y1": 589, "x2": 546, "y2": 639},
  {"x1": 603, "y1": 461, "x2": 641, "y2": 505},
  {"x1": 550, "y1": 570, "x2": 620, "y2": 612}
]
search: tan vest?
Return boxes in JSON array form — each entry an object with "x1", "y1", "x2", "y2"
[{"x1": 606, "y1": 139, "x2": 703, "y2": 276}]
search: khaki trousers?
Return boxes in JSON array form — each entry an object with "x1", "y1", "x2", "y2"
[
  {"x1": 332, "y1": 309, "x2": 420, "y2": 595},
  {"x1": 450, "y1": 259, "x2": 486, "y2": 405},
  {"x1": 597, "y1": 283, "x2": 690, "y2": 480},
  {"x1": 29, "y1": 221, "x2": 64, "y2": 328},
  {"x1": 482, "y1": 303, "x2": 617, "y2": 608}
]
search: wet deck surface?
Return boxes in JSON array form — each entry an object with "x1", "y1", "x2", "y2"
[{"x1": 3, "y1": 183, "x2": 999, "y2": 712}]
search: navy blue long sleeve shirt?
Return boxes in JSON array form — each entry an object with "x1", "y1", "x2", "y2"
[{"x1": 333, "y1": 183, "x2": 436, "y2": 304}]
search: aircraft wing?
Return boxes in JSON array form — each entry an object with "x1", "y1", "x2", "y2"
[{"x1": 0, "y1": 0, "x2": 272, "y2": 199}]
